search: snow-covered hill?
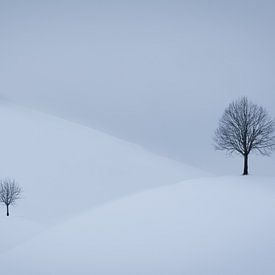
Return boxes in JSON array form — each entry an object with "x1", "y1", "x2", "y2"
[
  {"x1": 1, "y1": 176, "x2": 275, "y2": 275},
  {"x1": 2, "y1": 103, "x2": 273, "y2": 275},
  {"x1": 0, "y1": 102, "x2": 208, "y2": 252}
]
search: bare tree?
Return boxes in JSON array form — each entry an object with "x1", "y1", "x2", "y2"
[
  {"x1": 214, "y1": 97, "x2": 275, "y2": 175},
  {"x1": 0, "y1": 179, "x2": 22, "y2": 216}
]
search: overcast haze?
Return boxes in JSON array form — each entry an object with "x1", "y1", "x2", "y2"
[{"x1": 1, "y1": 0, "x2": 275, "y2": 174}]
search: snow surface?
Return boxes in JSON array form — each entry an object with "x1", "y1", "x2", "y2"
[
  {"x1": 1, "y1": 103, "x2": 274, "y2": 274},
  {"x1": 0, "y1": 103, "x2": 208, "y2": 254},
  {"x1": 1, "y1": 176, "x2": 275, "y2": 275},
  {"x1": 0, "y1": 216, "x2": 45, "y2": 254}
]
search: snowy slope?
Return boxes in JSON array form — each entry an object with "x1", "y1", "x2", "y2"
[
  {"x1": 1, "y1": 176, "x2": 275, "y2": 275},
  {"x1": 0, "y1": 102, "x2": 208, "y2": 252},
  {"x1": 0, "y1": 216, "x2": 45, "y2": 254}
]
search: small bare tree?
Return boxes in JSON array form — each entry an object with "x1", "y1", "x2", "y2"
[
  {"x1": 0, "y1": 179, "x2": 22, "y2": 216},
  {"x1": 214, "y1": 97, "x2": 275, "y2": 175}
]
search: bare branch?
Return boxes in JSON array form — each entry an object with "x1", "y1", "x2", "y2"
[
  {"x1": 214, "y1": 97, "x2": 275, "y2": 175},
  {"x1": 0, "y1": 179, "x2": 22, "y2": 216}
]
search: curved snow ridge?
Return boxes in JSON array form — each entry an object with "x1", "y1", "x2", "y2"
[
  {"x1": 1, "y1": 176, "x2": 275, "y2": 275},
  {"x1": 0, "y1": 103, "x2": 209, "y2": 224},
  {"x1": 0, "y1": 102, "x2": 210, "y2": 257}
]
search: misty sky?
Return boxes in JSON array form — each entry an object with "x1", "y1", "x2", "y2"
[{"x1": 1, "y1": 0, "x2": 275, "y2": 174}]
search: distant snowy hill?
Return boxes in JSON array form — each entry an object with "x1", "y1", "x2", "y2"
[
  {"x1": 0, "y1": 102, "x2": 208, "y2": 253},
  {"x1": 1, "y1": 176, "x2": 275, "y2": 275}
]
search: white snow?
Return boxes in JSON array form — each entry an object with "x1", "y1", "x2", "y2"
[
  {"x1": 1, "y1": 176, "x2": 275, "y2": 274},
  {"x1": 0, "y1": 216, "x2": 45, "y2": 254},
  {"x1": 0, "y1": 102, "x2": 208, "y2": 254},
  {"x1": 0, "y1": 103, "x2": 274, "y2": 274}
]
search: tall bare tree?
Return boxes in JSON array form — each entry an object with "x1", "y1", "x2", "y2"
[
  {"x1": 214, "y1": 97, "x2": 275, "y2": 175},
  {"x1": 0, "y1": 179, "x2": 22, "y2": 216}
]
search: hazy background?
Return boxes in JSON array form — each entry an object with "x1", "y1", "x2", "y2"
[{"x1": 1, "y1": 0, "x2": 275, "y2": 175}]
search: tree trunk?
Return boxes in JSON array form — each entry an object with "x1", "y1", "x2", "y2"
[
  {"x1": 243, "y1": 154, "x2": 248, "y2": 175},
  {"x1": 6, "y1": 204, "x2": 9, "y2": 216}
]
